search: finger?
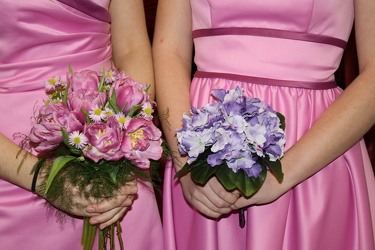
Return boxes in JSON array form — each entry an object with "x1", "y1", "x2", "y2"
[
  {"x1": 189, "y1": 185, "x2": 233, "y2": 217},
  {"x1": 89, "y1": 206, "x2": 122, "y2": 227},
  {"x1": 206, "y1": 178, "x2": 239, "y2": 207},
  {"x1": 66, "y1": 202, "x2": 100, "y2": 217},
  {"x1": 193, "y1": 197, "x2": 233, "y2": 218},
  {"x1": 99, "y1": 207, "x2": 128, "y2": 230},
  {"x1": 119, "y1": 182, "x2": 138, "y2": 196},
  {"x1": 89, "y1": 206, "x2": 128, "y2": 229},
  {"x1": 230, "y1": 196, "x2": 253, "y2": 210},
  {"x1": 86, "y1": 185, "x2": 137, "y2": 213}
]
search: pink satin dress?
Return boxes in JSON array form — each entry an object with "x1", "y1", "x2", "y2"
[
  {"x1": 0, "y1": 1, "x2": 163, "y2": 249},
  {"x1": 163, "y1": 0, "x2": 375, "y2": 249}
]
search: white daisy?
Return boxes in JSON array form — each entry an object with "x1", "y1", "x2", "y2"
[
  {"x1": 68, "y1": 131, "x2": 89, "y2": 149},
  {"x1": 89, "y1": 105, "x2": 106, "y2": 122}
]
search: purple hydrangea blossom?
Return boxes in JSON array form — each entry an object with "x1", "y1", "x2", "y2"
[{"x1": 176, "y1": 86, "x2": 286, "y2": 178}]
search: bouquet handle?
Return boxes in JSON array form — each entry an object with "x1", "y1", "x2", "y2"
[{"x1": 239, "y1": 208, "x2": 247, "y2": 228}]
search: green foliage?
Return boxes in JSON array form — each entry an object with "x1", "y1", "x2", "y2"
[
  {"x1": 107, "y1": 89, "x2": 121, "y2": 113},
  {"x1": 44, "y1": 155, "x2": 76, "y2": 195},
  {"x1": 175, "y1": 146, "x2": 283, "y2": 197},
  {"x1": 277, "y1": 112, "x2": 286, "y2": 130},
  {"x1": 61, "y1": 129, "x2": 82, "y2": 155}
]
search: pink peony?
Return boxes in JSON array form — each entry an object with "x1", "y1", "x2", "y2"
[
  {"x1": 121, "y1": 117, "x2": 163, "y2": 169},
  {"x1": 83, "y1": 117, "x2": 124, "y2": 162},
  {"x1": 67, "y1": 69, "x2": 100, "y2": 92},
  {"x1": 67, "y1": 89, "x2": 107, "y2": 123}
]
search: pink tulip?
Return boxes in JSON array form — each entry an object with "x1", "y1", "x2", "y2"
[
  {"x1": 83, "y1": 117, "x2": 124, "y2": 162},
  {"x1": 115, "y1": 77, "x2": 149, "y2": 114},
  {"x1": 29, "y1": 123, "x2": 63, "y2": 153},
  {"x1": 38, "y1": 102, "x2": 83, "y2": 133},
  {"x1": 67, "y1": 89, "x2": 107, "y2": 123},
  {"x1": 121, "y1": 117, "x2": 163, "y2": 169},
  {"x1": 67, "y1": 69, "x2": 100, "y2": 92},
  {"x1": 38, "y1": 102, "x2": 68, "y2": 120}
]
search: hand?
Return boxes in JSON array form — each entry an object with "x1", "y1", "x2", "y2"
[
  {"x1": 39, "y1": 178, "x2": 138, "y2": 229},
  {"x1": 179, "y1": 173, "x2": 239, "y2": 218},
  {"x1": 86, "y1": 180, "x2": 138, "y2": 229},
  {"x1": 230, "y1": 171, "x2": 290, "y2": 210}
]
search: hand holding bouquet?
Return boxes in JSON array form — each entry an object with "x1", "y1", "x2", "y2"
[
  {"x1": 175, "y1": 87, "x2": 286, "y2": 226},
  {"x1": 25, "y1": 63, "x2": 164, "y2": 249}
]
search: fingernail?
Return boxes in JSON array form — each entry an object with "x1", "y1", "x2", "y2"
[
  {"x1": 90, "y1": 219, "x2": 98, "y2": 225},
  {"x1": 131, "y1": 187, "x2": 137, "y2": 193},
  {"x1": 87, "y1": 207, "x2": 95, "y2": 213}
]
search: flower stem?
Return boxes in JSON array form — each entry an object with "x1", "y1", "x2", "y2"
[
  {"x1": 99, "y1": 229, "x2": 106, "y2": 250},
  {"x1": 110, "y1": 224, "x2": 115, "y2": 250},
  {"x1": 116, "y1": 221, "x2": 124, "y2": 250},
  {"x1": 81, "y1": 218, "x2": 97, "y2": 250}
]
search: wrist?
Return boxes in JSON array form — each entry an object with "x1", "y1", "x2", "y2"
[
  {"x1": 31, "y1": 164, "x2": 42, "y2": 194},
  {"x1": 30, "y1": 160, "x2": 49, "y2": 196}
]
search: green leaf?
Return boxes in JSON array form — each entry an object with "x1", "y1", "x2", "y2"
[
  {"x1": 68, "y1": 63, "x2": 73, "y2": 74},
  {"x1": 190, "y1": 162, "x2": 218, "y2": 184},
  {"x1": 107, "y1": 89, "x2": 121, "y2": 113},
  {"x1": 62, "y1": 77, "x2": 70, "y2": 105},
  {"x1": 187, "y1": 147, "x2": 219, "y2": 184},
  {"x1": 277, "y1": 112, "x2": 286, "y2": 130},
  {"x1": 174, "y1": 163, "x2": 192, "y2": 179},
  {"x1": 108, "y1": 165, "x2": 120, "y2": 185},
  {"x1": 80, "y1": 108, "x2": 93, "y2": 124},
  {"x1": 144, "y1": 84, "x2": 151, "y2": 93},
  {"x1": 97, "y1": 68, "x2": 106, "y2": 92},
  {"x1": 61, "y1": 129, "x2": 82, "y2": 155},
  {"x1": 225, "y1": 166, "x2": 267, "y2": 197},
  {"x1": 44, "y1": 156, "x2": 76, "y2": 195},
  {"x1": 126, "y1": 104, "x2": 142, "y2": 117},
  {"x1": 215, "y1": 164, "x2": 237, "y2": 190},
  {"x1": 263, "y1": 158, "x2": 284, "y2": 182}
]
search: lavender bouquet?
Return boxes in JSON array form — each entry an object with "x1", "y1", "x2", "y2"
[
  {"x1": 23, "y1": 63, "x2": 165, "y2": 250},
  {"x1": 175, "y1": 87, "x2": 286, "y2": 226}
]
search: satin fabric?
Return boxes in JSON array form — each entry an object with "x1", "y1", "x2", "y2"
[
  {"x1": 0, "y1": 1, "x2": 163, "y2": 249},
  {"x1": 163, "y1": 0, "x2": 375, "y2": 249}
]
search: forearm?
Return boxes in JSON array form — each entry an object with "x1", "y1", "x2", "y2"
[
  {"x1": 153, "y1": 50, "x2": 192, "y2": 171},
  {"x1": 282, "y1": 70, "x2": 375, "y2": 189},
  {"x1": 113, "y1": 47, "x2": 155, "y2": 99},
  {"x1": 153, "y1": 0, "x2": 194, "y2": 171},
  {"x1": 110, "y1": 0, "x2": 155, "y2": 99},
  {"x1": 0, "y1": 133, "x2": 39, "y2": 190}
]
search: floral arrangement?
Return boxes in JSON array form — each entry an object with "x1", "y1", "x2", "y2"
[
  {"x1": 175, "y1": 87, "x2": 286, "y2": 226},
  {"x1": 25, "y1": 63, "x2": 164, "y2": 250}
]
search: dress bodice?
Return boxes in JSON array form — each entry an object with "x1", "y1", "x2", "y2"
[
  {"x1": 191, "y1": 0, "x2": 353, "y2": 40},
  {"x1": 190, "y1": 0, "x2": 354, "y2": 83}
]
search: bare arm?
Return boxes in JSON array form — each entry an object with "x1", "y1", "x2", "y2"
[
  {"x1": 0, "y1": 133, "x2": 38, "y2": 189},
  {"x1": 232, "y1": 0, "x2": 375, "y2": 208},
  {"x1": 110, "y1": 0, "x2": 155, "y2": 99},
  {"x1": 86, "y1": 0, "x2": 157, "y2": 228},
  {"x1": 153, "y1": 0, "x2": 193, "y2": 167},
  {"x1": 153, "y1": 0, "x2": 239, "y2": 218}
]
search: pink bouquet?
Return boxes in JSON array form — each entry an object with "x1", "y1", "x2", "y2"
[{"x1": 26, "y1": 63, "x2": 164, "y2": 250}]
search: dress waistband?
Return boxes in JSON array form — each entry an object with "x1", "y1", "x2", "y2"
[
  {"x1": 193, "y1": 27, "x2": 347, "y2": 49},
  {"x1": 194, "y1": 71, "x2": 338, "y2": 90}
]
